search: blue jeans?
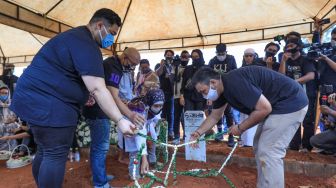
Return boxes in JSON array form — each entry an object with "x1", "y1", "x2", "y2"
[
  {"x1": 31, "y1": 125, "x2": 76, "y2": 188},
  {"x1": 88, "y1": 119, "x2": 111, "y2": 187}
]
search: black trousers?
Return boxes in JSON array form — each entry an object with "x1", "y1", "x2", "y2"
[
  {"x1": 173, "y1": 98, "x2": 185, "y2": 139},
  {"x1": 161, "y1": 96, "x2": 174, "y2": 134},
  {"x1": 289, "y1": 96, "x2": 316, "y2": 150},
  {"x1": 184, "y1": 98, "x2": 206, "y2": 111}
]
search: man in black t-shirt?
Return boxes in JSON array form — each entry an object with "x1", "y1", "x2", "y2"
[
  {"x1": 155, "y1": 50, "x2": 175, "y2": 139},
  {"x1": 83, "y1": 47, "x2": 147, "y2": 187},
  {"x1": 208, "y1": 43, "x2": 236, "y2": 144},
  {"x1": 317, "y1": 28, "x2": 336, "y2": 90},
  {"x1": 279, "y1": 38, "x2": 317, "y2": 152},
  {"x1": 254, "y1": 42, "x2": 281, "y2": 71},
  {"x1": 190, "y1": 66, "x2": 308, "y2": 188}
]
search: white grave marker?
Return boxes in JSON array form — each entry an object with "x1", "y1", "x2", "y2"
[{"x1": 184, "y1": 111, "x2": 206, "y2": 162}]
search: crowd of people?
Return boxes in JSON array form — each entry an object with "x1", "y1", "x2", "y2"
[{"x1": 0, "y1": 7, "x2": 335, "y2": 188}]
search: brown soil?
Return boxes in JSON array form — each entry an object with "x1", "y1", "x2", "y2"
[
  {"x1": 0, "y1": 151, "x2": 335, "y2": 188},
  {"x1": 203, "y1": 140, "x2": 336, "y2": 164}
]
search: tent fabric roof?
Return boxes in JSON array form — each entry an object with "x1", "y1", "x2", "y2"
[{"x1": 0, "y1": 0, "x2": 335, "y2": 64}]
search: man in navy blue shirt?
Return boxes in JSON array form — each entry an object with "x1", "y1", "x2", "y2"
[
  {"x1": 10, "y1": 8, "x2": 136, "y2": 188},
  {"x1": 190, "y1": 66, "x2": 308, "y2": 188}
]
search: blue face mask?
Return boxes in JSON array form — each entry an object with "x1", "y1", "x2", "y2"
[
  {"x1": 0, "y1": 95, "x2": 8, "y2": 102},
  {"x1": 99, "y1": 25, "x2": 114, "y2": 48}
]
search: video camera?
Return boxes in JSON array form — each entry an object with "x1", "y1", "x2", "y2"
[
  {"x1": 273, "y1": 35, "x2": 285, "y2": 45},
  {"x1": 305, "y1": 42, "x2": 335, "y2": 59}
]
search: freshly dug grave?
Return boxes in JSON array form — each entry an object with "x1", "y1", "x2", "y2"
[{"x1": 0, "y1": 152, "x2": 335, "y2": 188}]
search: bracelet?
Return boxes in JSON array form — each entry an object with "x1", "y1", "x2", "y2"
[
  {"x1": 116, "y1": 116, "x2": 125, "y2": 124},
  {"x1": 195, "y1": 130, "x2": 202, "y2": 137}
]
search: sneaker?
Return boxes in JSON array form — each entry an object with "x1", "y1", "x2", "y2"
[
  {"x1": 172, "y1": 138, "x2": 180, "y2": 145},
  {"x1": 74, "y1": 151, "x2": 80, "y2": 162},
  {"x1": 299, "y1": 148, "x2": 309, "y2": 153},
  {"x1": 107, "y1": 174, "x2": 115, "y2": 182},
  {"x1": 227, "y1": 134, "x2": 235, "y2": 147},
  {"x1": 215, "y1": 134, "x2": 224, "y2": 142}
]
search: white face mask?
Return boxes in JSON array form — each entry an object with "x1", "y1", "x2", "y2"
[
  {"x1": 150, "y1": 106, "x2": 162, "y2": 114},
  {"x1": 331, "y1": 40, "x2": 336, "y2": 47},
  {"x1": 217, "y1": 55, "x2": 226, "y2": 61},
  {"x1": 203, "y1": 86, "x2": 219, "y2": 101}
]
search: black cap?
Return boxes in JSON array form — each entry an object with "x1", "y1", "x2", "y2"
[{"x1": 216, "y1": 43, "x2": 226, "y2": 53}]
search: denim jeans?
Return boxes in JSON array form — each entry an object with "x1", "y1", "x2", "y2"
[
  {"x1": 30, "y1": 125, "x2": 76, "y2": 188},
  {"x1": 88, "y1": 119, "x2": 111, "y2": 187}
]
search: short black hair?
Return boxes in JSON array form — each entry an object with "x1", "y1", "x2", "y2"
[
  {"x1": 90, "y1": 8, "x2": 121, "y2": 27},
  {"x1": 332, "y1": 27, "x2": 336, "y2": 35},
  {"x1": 181, "y1": 50, "x2": 189, "y2": 55},
  {"x1": 191, "y1": 66, "x2": 220, "y2": 86},
  {"x1": 285, "y1": 31, "x2": 301, "y2": 41},
  {"x1": 164, "y1": 49, "x2": 174, "y2": 56},
  {"x1": 264, "y1": 42, "x2": 280, "y2": 51},
  {"x1": 140, "y1": 59, "x2": 150, "y2": 65}
]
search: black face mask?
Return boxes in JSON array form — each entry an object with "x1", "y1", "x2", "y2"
[
  {"x1": 165, "y1": 57, "x2": 173, "y2": 62},
  {"x1": 141, "y1": 67, "x2": 151, "y2": 74},
  {"x1": 3, "y1": 69, "x2": 13, "y2": 77},
  {"x1": 286, "y1": 47, "x2": 299, "y2": 54},
  {"x1": 180, "y1": 60, "x2": 188, "y2": 66},
  {"x1": 192, "y1": 58, "x2": 203, "y2": 67},
  {"x1": 265, "y1": 51, "x2": 276, "y2": 58}
]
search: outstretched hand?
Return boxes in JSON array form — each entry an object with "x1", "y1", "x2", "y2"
[
  {"x1": 117, "y1": 118, "x2": 137, "y2": 136},
  {"x1": 189, "y1": 131, "x2": 201, "y2": 149}
]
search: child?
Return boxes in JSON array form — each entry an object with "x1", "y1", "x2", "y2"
[
  {"x1": 143, "y1": 88, "x2": 165, "y2": 166},
  {"x1": 124, "y1": 97, "x2": 149, "y2": 180},
  {"x1": 0, "y1": 83, "x2": 20, "y2": 151}
]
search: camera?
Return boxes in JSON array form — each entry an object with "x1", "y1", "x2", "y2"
[
  {"x1": 305, "y1": 43, "x2": 335, "y2": 59},
  {"x1": 274, "y1": 35, "x2": 285, "y2": 44}
]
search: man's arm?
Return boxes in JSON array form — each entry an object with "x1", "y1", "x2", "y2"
[
  {"x1": 296, "y1": 72, "x2": 314, "y2": 84},
  {"x1": 230, "y1": 95, "x2": 272, "y2": 135},
  {"x1": 107, "y1": 86, "x2": 144, "y2": 126},
  {"x1": 155, "y1": 60, "x2": 165, "y2": 76},
  {"x1": 279, "y1": 53, "x2": 290, "y2": 74},
  {"x1": 194, "y1": 104, "x2": 226, "y2": 136},
  {"x1": 82, "y1": 75, "x2": 135, "y2": 135},
  {"x1": 321, "y1": 55, "x2": 336, "y2": 72}
]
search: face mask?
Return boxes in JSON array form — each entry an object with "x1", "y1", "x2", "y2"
[
  {"x1": 150, "y1": 106, "x2": 162, "y2": 115},
  {"x1": 141, "y1": 67, "x2": 151, "y2": 74},
  {"x1": 216, "y1": 55, "x2": 226, "y2": 61},
  {"x1": 265, "y1": 51, "x2": 276, "y2": 58},
  {"x1": 180, "y1": 60, "x2": 188, "y2": 66},
  {"x1": 331, "y1": 40, "x2": 336, "y2": 47},
  {"x1": 286, "y1": 47, "x2": 299, "y2": 55},
  {"x1": 203, "y1": 86, "x2": 219, "y2": 101},
  {"x1": 0, "y1": 95, "x2": 8, "y2": 102},
  {"x1": 98, "y1": 25, "x2": 114, "y2": 48},
  {"x1": 165, "y1": 57, "x2": 173, "y2": 63},
  {"x1": 192, "y1": 58, "x2": 203, "y2": 66}
]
